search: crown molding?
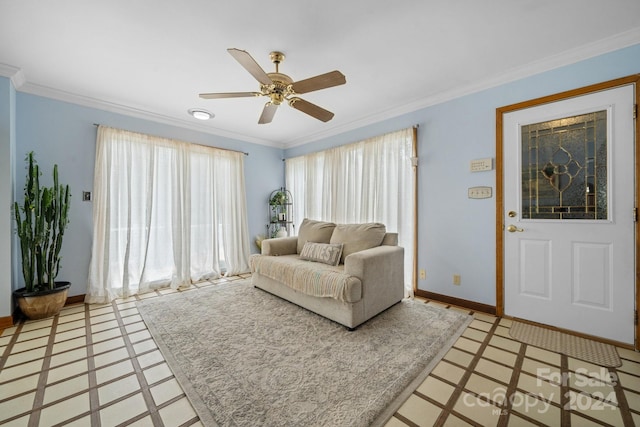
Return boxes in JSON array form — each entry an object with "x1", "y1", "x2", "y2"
[
  {"x1": 0, "y1": 63, "x2": 26, "y2": 89},
  {"x1": 5, "y1": 26, "x2": 639, "y2": 150},
  {"x1": 16, "y1": 81, "x2": 283, "y2": 148},
  {"x1": 282, "y1": 27, "x2": 640, "y2": 148}
]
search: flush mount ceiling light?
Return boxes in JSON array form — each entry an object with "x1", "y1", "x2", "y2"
[{"x1": 188, "y1": 108, "x2": 214, "y2": 120}]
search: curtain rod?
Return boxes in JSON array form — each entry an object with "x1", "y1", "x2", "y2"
[
  {"x1": 281, "y1": 124, "x2": 420, "y2": 161},
  {"x1": 93, "y1": 123, "x2": 249, "y2": 156}
]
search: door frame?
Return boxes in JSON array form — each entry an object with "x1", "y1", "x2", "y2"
[{"x1": 495, "y1": 74, "x2": 640, "y2": 349}]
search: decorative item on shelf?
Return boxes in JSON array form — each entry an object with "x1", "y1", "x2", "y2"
[
  {"x1": 255, "y1": 234, "x2": 265, "y2": 251},
  {"x1": 269, "y1": 190, "x2": 288, "y2": 207},
  {"x1": 267, "y1": 187, "x2": 294, "y2": 238},
  {"x1": 13, "y1": 151, "x2": 72, "y2": 320}
]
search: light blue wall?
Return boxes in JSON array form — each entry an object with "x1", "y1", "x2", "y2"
[
  {"x1": 7, "y1": 43, "x2": 640, "y2": 309},
  {"x1": 0, "y1": 77, "x2": 16, "y2": 318},
  {"x1": 285, "y1": 43, "x2": 640, "y2": 306},
  {"x1": 14, "y1": 94, "x2": 284, "y2": 298}
]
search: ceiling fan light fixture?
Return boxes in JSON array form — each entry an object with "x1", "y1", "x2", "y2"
[{"x1": 188, "y1": 108, "x2": 214, "y2": 120}]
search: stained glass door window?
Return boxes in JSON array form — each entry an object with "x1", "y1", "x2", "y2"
[{"x1": 521, "y1": 110, "x2": 608, "y2": 220}]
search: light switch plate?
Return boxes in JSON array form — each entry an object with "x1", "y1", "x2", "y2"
[
  {"x1": 470, "y1": 157, "x2": 493, "y2": 172},
  {"x1": 468, "y1": 186, "x2": 492, "y2": 199}
]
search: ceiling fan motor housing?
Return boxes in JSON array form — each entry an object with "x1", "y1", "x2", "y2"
[{"x1": 263, "y1": 72, "x2": 294, "y2": 105}]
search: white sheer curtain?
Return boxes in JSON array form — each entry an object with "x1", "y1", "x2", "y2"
[
  {"x1": 286, "y1": 127, "x2": 415, "y2": 296},
  {"x1": 86, "y1": 126, "x2": 250, "y2": 303}
]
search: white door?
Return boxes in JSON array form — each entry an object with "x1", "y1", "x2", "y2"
[{"x1": 503, "y1": 84, "x2": 635, "y2": 345}]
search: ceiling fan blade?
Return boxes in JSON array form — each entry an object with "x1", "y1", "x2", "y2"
[
  {"x1": 288, "y1": 97, "x2": 335, "y2": 122},
  {"x1": 291, "y1": 70, "x2": 346, "y2": 94},
  {"x1": 258, "y1": 102, "x2": 278, "y2": 124},
  {"x1": 227, "y1": 48, "x2": 273, "y2": 86},
  {"x1": 199, "y1": 92, "x2": 261, "y2": 99}
]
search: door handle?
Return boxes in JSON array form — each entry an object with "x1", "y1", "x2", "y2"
[{"x1": 506, "y1": 224, "x2": 524, "y2": 233}]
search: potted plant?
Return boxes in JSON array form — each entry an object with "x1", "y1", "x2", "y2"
[
  {"x1": 270, "y1": 189, "x2": 290, "y2": 221},
  {"x1": 269, "y1": 190, "x2": 288, "y2": 208},
  {"x1": 13, "y1": 152, "x2": 71, "y2": 320}
]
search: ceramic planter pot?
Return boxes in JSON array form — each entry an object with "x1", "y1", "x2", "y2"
[{"x1": 13, "y1": 282, "x2": 72, "y2": 320}]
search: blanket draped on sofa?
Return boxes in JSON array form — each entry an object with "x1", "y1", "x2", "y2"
[{"x1": 250, "y1": 255, "x2": 361, "y2": 303}]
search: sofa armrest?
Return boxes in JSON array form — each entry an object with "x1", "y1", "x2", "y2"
[
  {"x1": 344, "y1": 245, "x2": 405, "y2": 314},
  {"x1": 261, "y1": 236, "x2": 298, "y2": 256}
]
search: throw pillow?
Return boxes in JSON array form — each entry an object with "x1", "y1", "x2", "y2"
[
  {"x1": 330, "y1": 222, "x2": 386, "y2": 263},
  {"x1": 299, "y1": 242, "x2": 344, "y2": 266},
  {"x1": 296, "y1": 218, "x2": 337, "y2": 254}
]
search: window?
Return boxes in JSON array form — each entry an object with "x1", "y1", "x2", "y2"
[
  {"x1": 286, "y1": 127, "x2": 416, "y2": 295},
  {"x1": 86, "y1": 126, "x2": 250, "y2": 303}
]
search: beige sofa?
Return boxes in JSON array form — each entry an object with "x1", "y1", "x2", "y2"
[{"x1": 250, "y1": 219, "x2": 404, "y2": 330}]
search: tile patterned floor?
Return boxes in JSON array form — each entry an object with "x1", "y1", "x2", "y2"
[
  {"x1": 1, "y1": 276, "x2": 639, "y2": 426},
  {"x1": 391, "y1": 299, "x2": 640, "y2": 427}
]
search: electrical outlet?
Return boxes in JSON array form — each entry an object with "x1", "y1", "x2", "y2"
[
  {"x1": 453, "y1": 274, "x2": 461, "y2": 285},
  {"x1": 419, "y1": 269, "x2": 426, "y2": 279},
  {"x1": 82, "y1": 191, "x2": 92, "y2": 202}
]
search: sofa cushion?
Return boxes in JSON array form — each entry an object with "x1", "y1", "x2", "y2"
[
  {"x1": 330, "y1": 222, "x2": 386, "y2": 263},
  {"x1": 381, "y1": 232, "x2": 398, "y2": 246},
  {"x1": 297, "y1": 218, "x2": 337, "y2": 254},
  {"x1": 300, "y1": 242, "x2": 343, "y2": 266}
]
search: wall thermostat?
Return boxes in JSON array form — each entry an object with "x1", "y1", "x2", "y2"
[{"x1": 470, "y1": 158, "x2": 493, "y2": 172}]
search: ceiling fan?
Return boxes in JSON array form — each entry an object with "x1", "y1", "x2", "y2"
[{"x1": 199, "y1": 48, "x2": 346, "y2": 124}]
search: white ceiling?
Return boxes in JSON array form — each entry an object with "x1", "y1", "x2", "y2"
[{"x1": 1, "y1": 0, "x2": 640, "y2": 148}]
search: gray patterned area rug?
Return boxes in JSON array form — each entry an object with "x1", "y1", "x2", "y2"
[
  {"x1": 509, "y1": 321, "x2": 621, "y2": 367},
  {"x1": 137, "y1": 279, "x2": 472, "y2": 427}
]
